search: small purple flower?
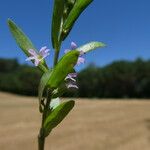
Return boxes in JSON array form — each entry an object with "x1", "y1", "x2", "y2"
[
  {"x1": 65, "y1": 73, "x2": 78, "y2": 89},
  {"x1": 64, "y1": 42, "x2": 86, "y2": 89},
  {"x1": 66, "y1": 83, "x2": 79, "y2": 89},
  {"x1": 65, "y1": 73, "x2": 77, "y2": 82},
  {"x1": 39, "y1": 46, "x2": 50, "y2": 59},
  {"x1": 26, "y1": 46, "x2": 50, "y2": 66},
  {"x1": 71, "y1": 42, "x2": 77, "y2": 49},
  {"x1": 64, "y1": 42, "x2": 85, "y2": 65},
  {"x1": 77, "y1": 51, "x2": 85, "y2": 65}
]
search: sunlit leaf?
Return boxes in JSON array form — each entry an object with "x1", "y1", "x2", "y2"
[
  {"x1": 8, "y1": 19, "x2": 36, "y2": 56},
  {"x1": 77, "y1": 41, "x2": 106, "y2": 53},
  {"x1": 44, "y1": 100, "x2": 75, "y2": 136},
  {"x1": 47, "y1": 50, "x2": 79, "y2": 89}
]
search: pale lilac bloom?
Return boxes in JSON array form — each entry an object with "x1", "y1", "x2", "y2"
[
  {"x1": 65, "y1": 73, "x2": 78, "y2": 89},
  {"x1": 64, "y1": 42, "x2": 85, "y2": 65},
  {"x1": 76, "y1": 51, "x2": 85, "y2": 65},
  {"x1": 66, "y1": 83, "x2": 79, "y2": 89},
  {"x1": 71, "y1": 42, "x2": 77, "y2": 49},
  {"x1": 26, "y1": 46, "x2": 50, "y2": 66},
  {"x1": 64, "y1": 42, "x2": 85, "y2": 89},
  {"x1": 65, "y1": 73, "x2": 78, "y2": 82},
  {"x1": 64, "y1": 42, "x2": 77, "y2": 53},
  {"x1": 39, "y1": 46, "x2": 50, "y2": 58}
]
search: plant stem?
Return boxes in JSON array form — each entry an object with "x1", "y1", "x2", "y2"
[
  {"x1": 38, "y1": 90, "x2": 52, "y2": 150},
  {"x1": 53, "y1": 50, "x2": 60, "y2": 66},
  {"x1": 38, "y1": 130, "x2": 45, "y2": 150},
  {"x1": 53, "y1": 41, "x2": 62, "y2": 67},
  {"x1": 42, "y1": 90, "x2": 52, "y2": 124}
]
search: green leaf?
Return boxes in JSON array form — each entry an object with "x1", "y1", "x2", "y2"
[
  {"x1": 77, "y1": 41, "x2": 106, "y2": 53},
  {"x1": 63, "y1": 0, "x2": 93, "y2": 35},
  {"x1": 38, "y1": 69, "x2": 52, "y2": 111},
  {"x1": 8, "y1": 19, "x2": 36, "y2": 56},
  {"x1": 7, "y1": 19, "x2": 48, "y2": 72},
  {"x1": 44, "y1": 100, "x2": 75, "y2": 136},
  {"x1": 47, "y1": 50, "x2": 79, "y2": 89},
  {"x1": 51, "y1": 0, "x2": 65, "y2": 50}
]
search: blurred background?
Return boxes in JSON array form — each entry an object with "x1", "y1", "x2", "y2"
[{"x1": 1, "y1": 0, "x2": 150, "y2": 150}]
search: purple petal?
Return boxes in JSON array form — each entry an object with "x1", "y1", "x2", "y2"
[
  {"x1": 39, "y1": 46, "x2": 47, "y2": 52},
  {"x1": 65, "y1": 76, "x2": 76, "y2": 82},
  {"x1": 68, "y1": 73, "x2": 78, "y2": 78},
  {"x1": 66, "y1": 83, "x2": 78, "y2": 89},
  {"x1": 77, "y1": 57, "x2": 85, "y2": 65},
  {"x1": 42, "y1": 51, "x2": 50, "y2": 58},
  {"x1": 39, "y1": 47, "x2": 50, "y2": 58},
  {"x1": 71, "y1": 42, "x2": 77, "y2": 50},
  {"x1": 65, "y1": 73, "x2": 78, "y2": 81},
  {"x1": 28, "y1": 49, "x2": 38, "y2": 56},
  {"x1": 26, "y1": 46, "x2": 50, "y2": 66},
  {"x1": 34, "y1": 58, "x2": 40, "y2": 66}
]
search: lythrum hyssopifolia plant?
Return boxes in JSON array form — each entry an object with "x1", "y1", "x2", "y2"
[{"x1": 7, "y1": 0, "x2": 105, "y2": 150}]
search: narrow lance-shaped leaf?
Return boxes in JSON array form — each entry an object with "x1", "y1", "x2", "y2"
[
  {"x1": 47, "y1": 50, "x2": 79, "y2": 89},
  {"x1": 8, "y1": 19, "x2": 36, "y2": 56},
  {"x1": 44, "y1": 100, "x2": 75, "y2": 136},
  {"x1": 51, "y1": 0, "x2": 65, "y2": 50},
  {"x1": 77, "y1": 41, "x2": 106, "y2": 53},
  {"x1": 62, "y1": 0, "x2": 93, "y2": 39},
  {"x1": 7, "y1": 19, "x2": 48, "y2": 72}
]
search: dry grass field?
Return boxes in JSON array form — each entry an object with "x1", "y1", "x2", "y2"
[{"x1": 0, "y1": 92, "x2": 150, "y2": 150}]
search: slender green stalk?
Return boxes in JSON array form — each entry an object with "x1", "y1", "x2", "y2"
[
  {"x1": 38, "y1": 40, "x2": 61, "y2": 150},
  {"x1": 38, "y1": 90, "x2": 52, "y2": 150},
  {"x1": 53, "y1": 50, "x2": 60, "y2": 66},
  {"x1": 38, "y1": 31, "x2": 62, "y2": 150},
  {"x1": 38, "y1": 130, "x2": 45, "y2": 150},
  {"x1": 53, "y1": 40, "x2": 62, "y2": 66}
]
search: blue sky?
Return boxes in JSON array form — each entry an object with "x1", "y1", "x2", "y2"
[{"x1": 1, "y1": 0, "x2": 150, "y2": 70}]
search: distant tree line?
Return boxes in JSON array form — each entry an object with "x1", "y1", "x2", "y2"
[
  {"x1": 0, "y1": 58, "x2": 150, "y2": 98},
  {"x1": 0, "y1": 58, "x2": 41, "y2": 96}
]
